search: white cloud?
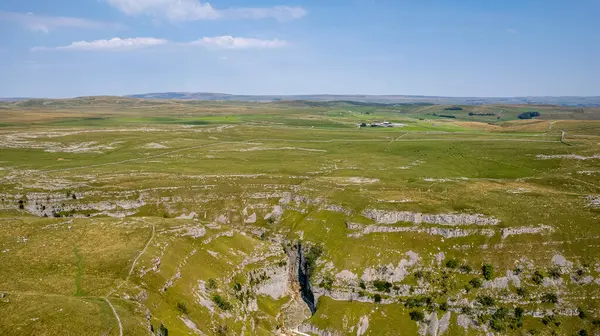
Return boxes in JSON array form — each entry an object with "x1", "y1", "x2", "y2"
[
  {"x1": 33, "y1": 36, "x2": 287, "y2": 51},
  {"x1": 0, "y1": 11, "x2": 125, "y2": 33},
  {"x1": 190, "y1": 36, "x2": 287, "y2": 49},
  {"x1": 104, "y1": 0, "x2": 306, "y2": 21},
  {"x1": 105, "y1": 0, "x2": 219, "y2": 21},
  {"x1": 222, "y1": 6, "x2": 308, "y2": 21},
  {"x1": 33, "y1": 37, "x2": 168, "y2": 51},
  {"x1": 506, "y1": 28, "x2": 518, "y2": 34}
]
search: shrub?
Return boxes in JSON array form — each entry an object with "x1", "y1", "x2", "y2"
[
  {"x1": 374, "y1": 294, "x2": 382, "y2": 303},
  {"x1": 359, "y1": 280, "x2": 366, "y2": 290},
  {"x1": 445, "y1": 259, "x2": 459, "y2": 269},
  {"x1": 156, "y1": 323, "x2": 168, "y2": 336},
  {"x1": 433, "y1": 113, "x2": 457, "y2": 119},
  {"x1": 460, "y1": 265, "x2": 473, "y2": 273},
  {"x1": 482, "y1": 264, "x2": 493, "y2": 280},
  {"x1": 233, "y1": 282, "x2": 242, "y2": 292},
  {"x1": 409, "y1": 310, "x2": 425, "y2": 322},
  {"x1": 532, "y1": 270, "x2": 545, "y2": 285},
  {"x1": 592, "y1": 319, "x2": 600, "y2": 326},
  {"x1": 305, "y1": 245, "x2": 323, "y2": 276},
  {"x1": 578, "y1": 330, "x2": 588, "y2": 336},
  {"x1": 213, "y1": 295, "x2": 233, "y2": 310},
  {"x1": 176, "y1": 302, "x2": 189, "y2": 315},
  {"x1": 439, "y1": 302, "x2": 449, "y2": 311},
  {"x1": 490, "y1": 318, "x2": 506, "y2": 332},
  {"x1": 405, "y1": 297, "x2": 429, "y2": 308},
  {"x1": 207, "y1": 278, "x2": 217, "y2": 290},
  {"x1": 548, "y1": 267, "x2": 561, "y2": 279},
  {"x1": 216, "y1": 325, "x2": 228, "y2": 336},
  {"x1": 477, "y1": 295, "x2": 495, "y2": 306},
  {"x1": 445, "y1": 106, "x2": 463, "y2": 111},
  {"x1": 469, "y1": 278, "x2": 483, "y2": 289},
  {"x1": 578, "y1": 307, "x2": 587, "y2": 319},
  {"x1": 319, "y1": 277, "x2": 334, "y2": 291},
  {"x1": 518, "y1": 111, "x2": 541, "y2": 119},
  {"x1": 541, "y1": 315, "x2": 555, "y2": 325},
  {"x1": 516, "y1": 287, "x2": 528, "y2": 297},
  {"x1": 541, "y1": 293, "x2": 558, "y2": 304},
  {"x1": 373, "y1": 280, "x2": 393, "y2": 292},
  {"x1": 515, "y1": 307, "x2": 525, "y2": 319}
]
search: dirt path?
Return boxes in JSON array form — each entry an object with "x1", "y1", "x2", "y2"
[
  {"x1": 107, "y1": 220, "x2": 155, "y2": 297},
  {"x1": 385, "y1": 132, "x2": 409, "y2": 151},
  {"x1": 102, "y1": 219, "x2": 155, "y2": 334},
  {"x1": 128, "y1": 220, "x2": 156, "y2": 278},
  {"x1": 104, "y1": 298, "x2": 123, "y2": 336}
]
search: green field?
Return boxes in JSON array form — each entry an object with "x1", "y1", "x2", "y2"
[{"x1": 1, "y1": 98, "x2": 599, "y2": 335}]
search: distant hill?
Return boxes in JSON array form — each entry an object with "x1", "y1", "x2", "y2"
[
  {"x1": 0, "y1": 98, "x2": 29, "y2": 102},
  {"x1": 125, "y1": 92, "x2": 600, "y2": 106}
]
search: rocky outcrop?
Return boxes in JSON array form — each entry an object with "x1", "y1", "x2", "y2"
[
  {"x1": 536, "y1": 154, "x2": 600, "y2": 160},
  {"x1": 347, "y1": 223, "x2": 496, "y2": 238},
  {"x1": 360, "y1": 251, "x2": 420, "y2": 282},
  {"x1": 356, "y1": 316, "x2": 369, "y2": 336},
  {"x1": 255, "y1": 265, "x2": 289, "y2": 300},
  {"x1": 501, "y1": 224, "x2": 554, "y2": 239},
  {"x1": 298, "y1": 324, "x2": 340, "y2": 336},
  {"x1": 362, "y1": 209, "x2": 500, "y2": 226},
  {"x1": 552, "y1": 255, "x2": 573, "y2": 269}
]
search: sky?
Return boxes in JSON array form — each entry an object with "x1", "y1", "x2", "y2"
[{"x1": 0, "y1": 0, "x2": 599, "y2": 98}]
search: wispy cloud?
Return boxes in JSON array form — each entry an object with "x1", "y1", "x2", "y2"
[
  {"x1": 0, "y1": 11, "x2": 125, "y2": 33},
  {"x1": 506, "y1": 28, "x2": 518, "y2": 34},
  {"x1": 33, "y1": 36, "x2": 288, "y2": 51},
  {"x1": 190, "y1": 36, "x2": 287, "y2": 49},
  {"x1": 104, "y1": 0, "x2": 306, "y2": 22},
  {"x1": 221, "y1": 6, "x2": 307, "y2": 21}
]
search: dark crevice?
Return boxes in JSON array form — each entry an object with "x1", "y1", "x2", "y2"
[{"x1": 297, "y1": 242, "x2": 316, "y2": 314}]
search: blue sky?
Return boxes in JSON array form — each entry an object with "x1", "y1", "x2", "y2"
[{"x1": 0, "y1": 0, "x2": 599, "y2": 98}]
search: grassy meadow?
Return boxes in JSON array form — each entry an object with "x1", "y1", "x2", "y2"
[{"x1": 1, "y1": 98, "x2": 599, "y2": 335}]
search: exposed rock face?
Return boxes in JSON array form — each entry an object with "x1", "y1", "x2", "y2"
[
  {"x1": 571, "y1": 275, "x2": 595, "y2": 285},
  {"x1": 326, "y1": 204, "x2": 352, "y2": 215},
  {"x1": 194, "y1": 280, "x2": 215, "y2": 313},
  {"x1": 586, "y1": 196, "x2": 600, "y2": 207},
  {"x1": 552, "y1": 255, "x2": 573, "y2": 268},
  {"x1": 457, "y1": 314, "x2": 474, "y2": 332},
  {"x1": 361, "y1": 251, "x2": 420, "y2": 282},
  {"x1": 183, "y1": 226, "x2": 206, "y2": 239},
  {"x1": 347, "y1": 224, "x2": 496, "y2": 239},
  {"x1": 427, "y1": 312, "x2": 439, "y2": 336},
  {"x1": 362, "y1": 209, "x2": 500, "y2": 226},
  {"x1": 264, "y1": 205, "x2": 283, "y2": 221},
  {"x1": 435, "y1": 252, "x2": 445, "y2": 267},
  {"x1": 244, "y1": 212, "x2": 257, "y2": 224},
  {"x1": 536, "y1": 154, "x2": 600, "y2": 160},
  {"x1": 255, "y1": 265, "x2": 289, "y2": 300},
  {"x1": 143, "y1": 143, "x2": 168, "y2": 149},
  {"x1": 21, "y1": 194, "x2": 145, "y2": 218},
  {"x1": 356, "y1": 315, "x2": 369, "y2": 336},
  {"x1": 501, "y1": 224, "x2": 554, "y2": 239},
  {"x1": 176, "y1": 212, "x2": 196, "y2": 220},
  {"x1": 482, "y1": 270, "x2": 521, "y2": 289},
  {"x1": 298, "y1": 324, "x2": 340, "y2": 336},
  {"x1": 335, "y1": 270, "x2": 358, "y2": 283},
  {"x1": 438, "y1": 312, "x2": 451, "y2": 335}
]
